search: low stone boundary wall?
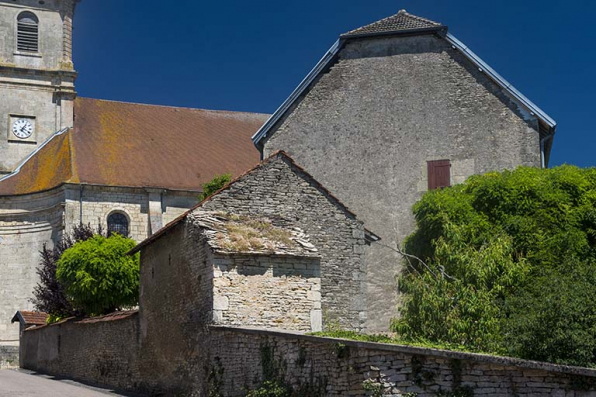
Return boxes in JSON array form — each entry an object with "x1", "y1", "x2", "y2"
[
  {"x1": 19, "y1": 311, "x2": 140, "y2": 390},
  {"x1": 0, "y1": 345, "x2": 18, "y2": 369},
  {"x1": 208, "y1": 326, "x2": 596, "y2": 396},
  {"x1": 18, "y1": 318, "x2": 596, "y2": 396}
]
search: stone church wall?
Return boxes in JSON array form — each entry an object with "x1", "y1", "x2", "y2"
[
  {"x1": 63, "y1": 185, "x2": 197, "y2": 243},
  {"x1": 263, "y1": 34, "x2": 542, "y2": 332},
  {"x1": 201, "y1": 156, "x2": 369, "y2": 331},
  {"x1": 0, "y1": 184, "x2": 197, "y2": 344},
  {"x1": 0, "y1": 188, "x2": 65, "y2": 342}
]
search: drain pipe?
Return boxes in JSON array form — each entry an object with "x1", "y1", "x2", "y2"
[
  {"x1": 540, "y1": 133, "x2": 555, "y2": 169},
  {"x1": 79, "y1": 184, "x2": 84, "y2": 225}
]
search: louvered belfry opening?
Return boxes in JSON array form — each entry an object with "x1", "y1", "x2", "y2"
[{"x1": 17, "y1": 12, "x2": 39, "y2": 53}]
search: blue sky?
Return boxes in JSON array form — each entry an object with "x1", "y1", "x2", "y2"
[{"x1": 74, "y1": 0, "x2": 595, "y2": 167}]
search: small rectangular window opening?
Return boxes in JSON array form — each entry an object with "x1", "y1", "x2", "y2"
[{"x1": 427, "y1": 159, "x2": 451, "y2": 190}]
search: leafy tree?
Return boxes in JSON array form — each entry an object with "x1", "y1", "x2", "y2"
[
  {"x1": 199, "y1": 173, "x2": 232, "y2": 201},
  {"x1": 393, "y1": 165, "x2": 596, "y2": 366},
  {"x1": 31, "y1": 223, "x2": 99, "y2": 320},
  {"x1": 56, "y1": 234, "x2": 140, "y2": 315}
]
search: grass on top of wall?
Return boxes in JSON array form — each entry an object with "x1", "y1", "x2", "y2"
[{"x1": 309, "y1": 330, "x2": 498, "y2": 356}]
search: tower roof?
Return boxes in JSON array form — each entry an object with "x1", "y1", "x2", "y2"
[{"x1": 342, "y1": 9, "x2": 445, "y2": 38}]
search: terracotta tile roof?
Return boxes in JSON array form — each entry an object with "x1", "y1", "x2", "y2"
[
  {"x1": 342, "y1": 9, "x2": 444, "y2": 37},
  {"x1": 0, "y1": 98, "x2": 269, "y2": 196},
  {"x1": 0, "y1": 130, "x2": 73, "y2": 195},
  {"x1": 76, "y1": 310, "x2": 138, "y2": 324},
  {"x1": 11, "y1": 311, "x2": 49, "y2": 326},
  {"x1": 70, "y1": 98, "x2": 268, "y2": 191},
  {"x1": 22, "y1": 311, "x2": 139, "y2": 332}
]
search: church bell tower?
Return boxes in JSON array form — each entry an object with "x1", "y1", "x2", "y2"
[{"x1": 0, "y1": 0, "x2": 77, "y2": 174}]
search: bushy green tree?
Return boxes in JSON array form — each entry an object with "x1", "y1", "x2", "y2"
[
  {"x1": 31, "y1": 223, "x2": 101, "y2": 322},
  {"x1": 199, "y1": 173, "x2": 232, "y2": 201},
  {"x1": 56, "y1": 234, "x2": 140, "y2": 315},
  {"x1": 394, "y1": 165, "x2": 596, "y2": 366}
]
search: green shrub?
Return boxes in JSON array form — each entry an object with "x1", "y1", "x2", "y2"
[
  {"x1": 245, "y1": 380, "x2": 292, "y2": 397},
  {"x1": 56, "y1": 234, "x2": 139, "y2": 315},
  {"x1": 395, "y1": 165, "x2": 596, "y2": 366},
  {"x1": 200, "y1": 173, "x2": 232, "y2": 201}
]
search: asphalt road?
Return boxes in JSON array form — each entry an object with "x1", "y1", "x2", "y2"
[{"x1": 0, "y1": 369, "x2": 139, "y2": 396}]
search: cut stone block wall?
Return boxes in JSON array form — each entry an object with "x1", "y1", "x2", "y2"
[
  {"x1": 0, "y1": 184, "x2": 197, "y2": 343},
  {"x1": 211, "y1": 253, "x2": 321, "y2": 332},
  {"x1": 0, "y1": 344, "x2": 18, "y2": 369},
  {"x1": 0, "y1": 188, "x2": 65, "y2": 342}
]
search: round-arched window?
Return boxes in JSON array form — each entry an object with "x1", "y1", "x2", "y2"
[
  {"x1": 107, "y1": 212, "x2": 129, "y2": 237},
  {"x1": 17, "y1": 12, "x2": 39, "y2": 53}
]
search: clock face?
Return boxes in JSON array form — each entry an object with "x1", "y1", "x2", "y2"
[{"x1": 12, "y1": 118, "x2": 33, "y2": 139}]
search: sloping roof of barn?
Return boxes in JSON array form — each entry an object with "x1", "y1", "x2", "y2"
[
  {"x1": 130, "y1": 151, "x2": 381, "y2": 254},
  {"x1": 190, "y1": 210, "x2": 320, "y2": 257},
  {"x1": 0, "y1": 97, "x2": 268, "y2": 196}
]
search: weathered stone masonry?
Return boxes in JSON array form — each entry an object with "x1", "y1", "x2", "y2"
[
  {"x1": 206, "y1": 327, "x2": 596, "y2": 397},
  {"x1": 18, "y1": 152, "x2": 596, "y2": 395},
  {"x1": 201, "y1": 154, "x2": 370, "y2": 331},
  {"x1": 21, "y1": 321, "x2": 596, "y2": 396},
  {"x1": 262, "y1": 32, "x2": 547, "y2": 333}
]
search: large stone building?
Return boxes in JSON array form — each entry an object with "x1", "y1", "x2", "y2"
[
  {"x1": 253, "y1": 10, "x2": 557, "y2": 331},
  {"x1": 0, "y1": 2, "x2": 557, "y2": 347},
  {"x1": 0, "y1": 0, "x2": 267, "y2": 344}
]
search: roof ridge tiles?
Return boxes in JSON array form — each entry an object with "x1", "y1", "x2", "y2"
[
  {"x1": 342, "y1": 9, "x2": 444, "y2": 37},
  {"x1": 78, "y1": 97, "x2": 270, "y2": 117}
]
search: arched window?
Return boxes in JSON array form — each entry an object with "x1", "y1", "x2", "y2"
[
  {"x1": 107, "y1": 212, "x2": 129, "y2": 237},
  {"x1": 17, "y1": 12, "x2": 39, "y2": 53}
]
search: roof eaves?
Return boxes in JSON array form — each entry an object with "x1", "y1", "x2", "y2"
[
  {"x1": 252, "y1": 40, "x2": 342, "y2": 148},
  {"x1": 445, "y1": 33, "x2": 556, "y2": 131}
]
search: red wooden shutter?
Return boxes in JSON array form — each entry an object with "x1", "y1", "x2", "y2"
[{"x1": 428, "y1": 160, "x2": 451, "y2": 190}]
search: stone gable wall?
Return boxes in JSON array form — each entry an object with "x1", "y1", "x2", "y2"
[
  {"x1": 262, "y1": 34, "x2": 543, "y2": 332},
  {"x1": 212, "y1": 253, "x2": 322, "y2": 332},
  {"x1": 201, "y1": 156, "x2": 369, "y2": 331}
]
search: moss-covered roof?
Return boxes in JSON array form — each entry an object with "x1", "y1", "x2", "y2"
[{"x1": 0, "y1": 97, "x2": 269, "y2": 196}]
